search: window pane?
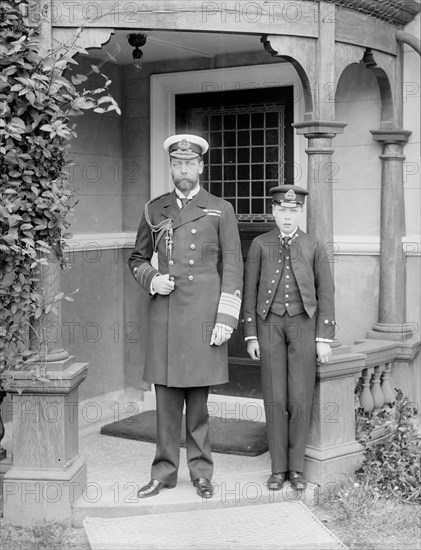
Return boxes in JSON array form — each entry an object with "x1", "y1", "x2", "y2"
[
  {"x1": 252, "y1": 112, "x2": 264, "y2": 127},
  {"x1": 211, "y1": 182, "x2": 222, "y2": 196},
  {"x1": 224, "y1": 148, "x2": 236, "y2": 164},
  {"x1": 211, "y1": 166, "x2": 222, "y2": 180},
  {"x1": 252, "y1": 147, "x2": 264, "y2": 162},
  {"x1": 266, "y1": 181, "x2": 277, "y2": 195},
  {"x1": 210, "y1": 132, "x2": 222, "y2": 147},
  {"x1": 238, "y1": 131, "x2": 250, "y2": 146},
  {"x1": 224, "y1": 165, "x2": 236, "y2": 180},
  {"x1": 238, "y1": 148, "x2": 249, "y2": 163},
  {"x1": 252, "y1": 164, "x2": 264, "y2": 179},
  {"x1": 266, "y1": 146, "x2": 278, "y2": 162},
  {"x1": 237, "y1": 114, "x2": 249, "y2": 129},
  {"x1": 266, "y1": 164, "x2": 279, "y2": 179},
  {"x1": 238, "y1": 182, "x2": 250, "y2": 197},
  {"x1": 224, "y1": 182, "x2": 236, "y2": 197},
  {"x1": 265, "y1": 129, "x2": 278, "y2": 145},
  {"x1": 252, "y1": 199, "x2": 264, "y2": 213},
  {"x1": 265, "y1": 112, "x2": 278, "y2": 128},
  {"x1": 238, "y1": 165, "x2": 250, "y2": 180},
  {"x1": 252, "y1": 181, "x2": 264, "y2": 196},
  {"x1": 210, "y1": 148, "x2": 222, "y2": 164},
  {"x1": 237, "y1": 199, "x2": 250, "y2": 214},
  {"x1": 224, "y1": 132, "x2": 236, "y2": 147},
  {"x1": 251, "y1": 130, "x2": 264, "y2": 145}
]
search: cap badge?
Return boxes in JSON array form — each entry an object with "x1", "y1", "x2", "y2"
[
  {"x1": 178, "y1": 139, "x2": 191, "y2": 151},
  {"x1": 284, "y1": 189, "x2": 296, "y2": 201}
]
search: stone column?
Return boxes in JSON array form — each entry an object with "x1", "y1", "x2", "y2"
[
  {"x1": 293, "y1": 121, "x2": 346, "y2": 254},
  {"x1": 368, "y1": 130, "x2": 412, "y2": 341}
]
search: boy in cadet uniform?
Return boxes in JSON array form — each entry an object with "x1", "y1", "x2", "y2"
[
  {"x1": 129, "y1": 134, "x2": 243, "y2": 499},
  {"x1": 242, "y1": 184, "x2": 335, "y2": 490}
]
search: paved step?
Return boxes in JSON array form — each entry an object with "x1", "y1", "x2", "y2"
[
  {"x1": 72, "y1": 469, "x2": 318, "y2": 527},
  {"x1": 83, "y1": 501, "x2": 347, "y2": 550}
]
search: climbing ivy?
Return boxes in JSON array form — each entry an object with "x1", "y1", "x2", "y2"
[{"x1": 0, "y1": 1, "x2": 120, "y2": 374}]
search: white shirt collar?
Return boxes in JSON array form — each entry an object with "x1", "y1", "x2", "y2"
[
  {"x1": 280, "y1": 227, "x2": 299, "y2": 239},
  {"x1": 175, "y1": 185, "x2": 200, "y2": 201}
]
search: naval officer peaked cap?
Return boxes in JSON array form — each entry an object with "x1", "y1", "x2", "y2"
[
  {"x1": 164, "y1": 134, "x2": 209, "y2": 160},
  {"x1": 270, "y1": 184, "x2": 309, "y2": 208}
]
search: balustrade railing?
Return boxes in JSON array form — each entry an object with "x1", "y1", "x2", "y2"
[{"x1": 353, "y1": 339, "x2": 418, "y2": 414}]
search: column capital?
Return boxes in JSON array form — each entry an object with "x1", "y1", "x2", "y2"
[
  {"x1": 370, "y1": 129, "x2": 411, "y2": 144},
  {"x1": 293, "y1": 120, "x2": 347, "y2": 136}
]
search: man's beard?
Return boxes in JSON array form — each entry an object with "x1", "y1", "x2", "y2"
[{"x1": 173, "y1": 176, "x2": 198, "y2": 194}]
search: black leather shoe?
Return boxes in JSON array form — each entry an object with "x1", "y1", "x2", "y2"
[
  {"x1": 137, "y1": 479, "x2": 173, "y2": 498},
  {"x1": 288, "y1": 470, "x2": 307, "y2": 490},
  {"x1": 266, "y1": 472, "x2": 287, "y2": 490},
  {"x1": 193, "y1": 477, "x2": 214, "y2": 499}
]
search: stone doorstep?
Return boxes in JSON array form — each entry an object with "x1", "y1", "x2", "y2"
[{"x1": 72, "y1": 469, "x2": 318, "y2": 527}]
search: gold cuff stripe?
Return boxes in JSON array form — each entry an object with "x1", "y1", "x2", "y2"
[
  {"x1": 135, "y1": 264, "x2": 155, "y2": 287},
  {"x1": 218, "y1": 293, "x2": 242, "y2": 318}
]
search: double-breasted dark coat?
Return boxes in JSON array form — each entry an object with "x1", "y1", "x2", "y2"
[
  {"x1": 129, "y1": 188, "x2": 243, "y2": 388},
  {"x1": 242, "y1": 227, "x2": 335, "y2": 339}
]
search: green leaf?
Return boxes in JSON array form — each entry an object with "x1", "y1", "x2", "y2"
[{"x1": 71, "y1": 74, "x2": 88, "y2": 85}]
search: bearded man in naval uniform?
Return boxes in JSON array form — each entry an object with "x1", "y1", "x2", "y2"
[{"x1": 129, "y1": 134, "x2": 243, "y2": 499}]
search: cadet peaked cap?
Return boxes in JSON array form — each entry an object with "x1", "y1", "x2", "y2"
[
  {"x1": 163, "y1": 134, "x2": 209, "y2": 159},
  {"x1": 270, "y1": 185, "x2": 309, "y2": 207}
]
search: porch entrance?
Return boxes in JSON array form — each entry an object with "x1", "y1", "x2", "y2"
[{"x1": 176, "y1": 86, "x2": 294, "y2": 397}]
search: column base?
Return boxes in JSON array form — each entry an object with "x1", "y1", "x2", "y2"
[
  {"x1": 3, "y1": 454, "x2": 87, "y2": 527},
  {"x1": 368, "y1": 323, "x2": 414, "y2": 342},
  {"x1": 304, "y1": 441, "x2": 364, "y2": 488}
]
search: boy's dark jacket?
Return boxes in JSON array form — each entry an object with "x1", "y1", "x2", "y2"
[{"x1": 242, "y1": 227, "x2": 335, "y2": 340}]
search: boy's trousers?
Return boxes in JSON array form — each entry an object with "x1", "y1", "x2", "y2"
[{"x1": 258, "y1": 310, "x2": 317, "y2": 473}]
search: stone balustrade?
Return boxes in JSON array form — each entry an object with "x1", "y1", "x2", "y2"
[{"x1": 353, "y1": 339, "x2": 421, "y2": 415}]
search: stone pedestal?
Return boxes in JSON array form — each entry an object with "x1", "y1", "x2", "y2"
[
  {"x1": 2, "y1": 360, "x2": 88, "y2": 526},
  {"x1": 305, "y1": 350, "x2": 366, "y2": 487},
  {"x1": 391, "y1": 340, "x2": 421, "y2": 406}
]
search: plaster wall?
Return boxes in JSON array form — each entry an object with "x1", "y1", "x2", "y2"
[
  {"x1": 333, "y1": 255, "x2": 379, "y2": 345},
  {"x1": 402, "y1": 14, "x2": 421, "y2": 239},
  {"x1": 67, "y1": 59, "x2": 123, "y2": 233},
  {"x1": 333, "y1": 63, "x2": 381, "y2": 236},
  {"x1": 60, "y1": 249, "x2": 125, "y2": 400}
]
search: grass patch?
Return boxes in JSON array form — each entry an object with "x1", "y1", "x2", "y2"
[
  {"x1": 0, "y1": 520, "x2": 89, "y2": 550},
  {"x1": 311, "y1": 487, "x2": 421, "y2": 550}
]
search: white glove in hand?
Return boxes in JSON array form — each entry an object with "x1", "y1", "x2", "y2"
[
  {"x1": 152, "y1": 274, "x2": 175, "y2": 295},
  {"x1": 210, "y1": 323, "x2": 233, "y2": 346}
]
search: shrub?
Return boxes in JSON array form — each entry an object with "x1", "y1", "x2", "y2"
[
  {"x1": 355, "y1": 389, "x2": 421, "y2": 504},
  {"x1": 0, "y1": 0, "x2": 120, "y2": 375}
]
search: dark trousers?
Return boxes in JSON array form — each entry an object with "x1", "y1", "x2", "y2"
[
  {"x1": 258, "y1": 311, "x2": 316, "y2": 473},
  {"x1": 151, "y1": 384, "x2": 213, "y2": 486}
]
